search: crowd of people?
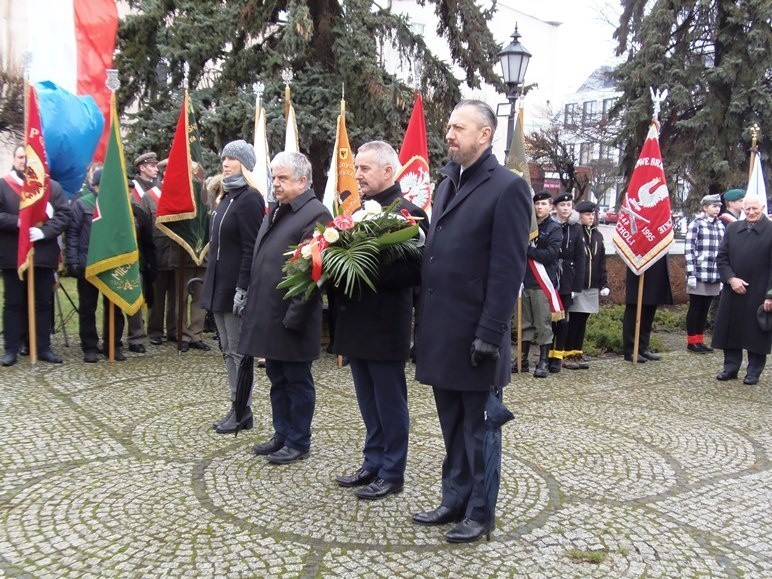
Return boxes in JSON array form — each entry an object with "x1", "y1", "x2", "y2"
[{"x1": 1, "y1": 98, "x2": 770, "y2": 543}]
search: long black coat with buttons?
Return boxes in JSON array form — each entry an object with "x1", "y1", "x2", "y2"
[
  {"x1": 415, "y1": 148, "x2": 532, "y2": 391},
  {"x1": 200, "y1": 184, "x2": 265, "y2": 313},
  {"x1": 238, "y1": 189, "x2": 332, "y2": 361}
]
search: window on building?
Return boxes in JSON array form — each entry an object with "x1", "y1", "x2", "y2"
[
  {"x1": 602, "y1": 97, "x2": 617, "y2": 118},
  {"x1": 582, "y1": 101, "x2": 598, "y2": 125},
  {"x1": 564, "y1": 103, "x2": 578, "y2": 127},
  {"x1": 579, "y1": 142, "x2": 593, "y2": 165}
]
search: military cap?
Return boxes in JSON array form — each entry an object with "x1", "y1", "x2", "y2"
[
  {"x1": 134, "y1": 152, "x2": 158, "y2": 167},
  {"x1": 553, "y1": 192, "x2": 574, "y2": 204},
  {"x1": 723, "y1": 188, "x2": 745, "y2": 202},
  {"x1": 575, "y1": 200, "x2": 596, "y2": 213},
  {"x1": 533, "y1": 191, "x2": 553, "y2": 203}
]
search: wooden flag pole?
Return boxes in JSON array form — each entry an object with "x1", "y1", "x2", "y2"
[
  {"x1": 27, "y1": 263, "x2": 38, "y2": 364},
  {"x1": 632, "y1": 272, "x2": 645, "y2": 364},
  {"x1": 108, "y1": 301, "x2": 115, "y2": 362},
  {"x1": 748, "y1": 124, "x2": 759, "y2": 183}
]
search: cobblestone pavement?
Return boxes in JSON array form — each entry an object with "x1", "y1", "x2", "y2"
[{"x1": 0, "y1": 337, "x2": 770, "y2": 578}]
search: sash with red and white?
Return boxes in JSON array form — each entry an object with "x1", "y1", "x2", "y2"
[
  {"x1": 3, "y1": 172, "x2": 23, "y2": 195},
  {"x1": 527, "y1": 258, "x2": 565, "y2": 321},
  {"x1": 132, "y1": 180, "x2": 161, "y2": 204}
]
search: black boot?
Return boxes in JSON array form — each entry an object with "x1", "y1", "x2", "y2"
[
  {"x1": 533, "y1": 345, "x2": 549, "y2": 378},
  {"x1": 213, "y1": 405, "x2": 234, "y2": 429},
  {"x1": 512, "y1": 342, "x2": 530, "y2": 373},
  {"x1": 548, "y1": 356, "x2": 562, "y2": 373},
  {"x1": 215, "y1": 406, "x2": 253, "y2": 434}
]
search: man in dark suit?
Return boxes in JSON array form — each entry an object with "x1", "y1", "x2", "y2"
[
  {"x1": 239, "y1": 151, "x2": 332, "y2": 465},
  {"x1": 333, "y1": 141, "x2": 428, "y2": 500},
  {"x1": 413, "y1": 100, "x2": 532, "y2": 543}
]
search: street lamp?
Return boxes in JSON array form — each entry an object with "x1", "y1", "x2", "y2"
[{"x1": 498, "y1": 24, "x2": 532, "y2": 159}]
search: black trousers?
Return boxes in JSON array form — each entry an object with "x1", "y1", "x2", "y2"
[
  {"x1": 433, "y1": 387, "x2": 488, "y2": 522},
  {"x1": 265, "y1": 360, "x2": 315, "y2": 452},
  {"x1": 623, "y1": 304, "x2": 656, "y2": 355},
  {"x1": 2, "y1": 268, "x2": 54, "y2": 354},
  {"x1": 565, "y1": 311, "x2": 590, "y2": 355},
  {"x1": 349, "y1": 358, "x2": 409, "y2": 484},
  {"x1": 722, "y1": 348, "x2": 767, "y2": 379},
  {"x1": 686, "y1": 294, "x2": 713, "y2": 337}
]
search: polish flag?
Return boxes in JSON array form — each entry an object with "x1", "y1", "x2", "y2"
[{"x1": 25, "y1": 0, "x2": 119, "y2": 162}]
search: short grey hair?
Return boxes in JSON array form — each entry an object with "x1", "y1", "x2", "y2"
[
  {"x1": 356, "y1": 141, "x2": 401, "y2": 173},
  {"x1": 270, "y1": 151, "x2": 313, "y2": 185},
  {"x1": 454, "y1": 99, "x2": 497, "y2": 142}
]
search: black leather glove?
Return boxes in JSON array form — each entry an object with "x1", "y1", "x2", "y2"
[
  {"x1": 470, "y1": 337, "x2": 500, "y2": 367},
  {"x1": 68, "y1": 264, "x2": 84, "y2": 278}
]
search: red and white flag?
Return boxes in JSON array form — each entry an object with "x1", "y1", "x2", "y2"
[
  {"x1": 24, "y1": 0, "x2": 119, "y2": 162},
  {"x1": 18, "y1": 84, "x2": 51, "y2": 278},
  {"x1": 613, "y1": 121, "x2": 674, "y2": 275},
  {"x1": 396, "y1": 93, "x2": 432, "y2": 216}
]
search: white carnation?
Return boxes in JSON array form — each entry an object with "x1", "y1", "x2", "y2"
[
  {"x1": 363, "y1": 199, "x2": 382, "y2": 215},
  {"x1": 323, "y1": 227, "x2": 340, "y2": 243}
]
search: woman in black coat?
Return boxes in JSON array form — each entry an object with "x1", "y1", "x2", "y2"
[{"x1": 200, "y1": 140, "x2": 265, "y2": 432}]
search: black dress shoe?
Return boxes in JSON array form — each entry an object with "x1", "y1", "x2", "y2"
[
  {"x1": 252, "y1": 436, "x2": 284, "y2": 456},
  {"x1": 412, "y1": 505, "x2": 464, "y2": 526},
  {"x1": 266, "y1": 445, "x2": 309, "y2": 465},
  {"x1": 640, "y1": 350, "x2": 661, "y2": 361},
  {"x1": 180, "y1": 341, "x2": 190, "y2": 352},
  {"x1": 445, "y1": 518, "x2": 492, "y2": 543},
  {"x1": 19, "y1": 345, "x2": 29, "y2": 356},
  {"x1": 106, "y1": 349, "x2": 127, "y2": 362},
  {"x1": 128, "y1": 344, "x2": 146, "y2": 353},
  {"x1": 716, "y1": 370, "x2": 738, "y2": 381},
  {"x1": 166, "y1": 335, "x2": 177, "y2": 343},
  {"x1": 83, "y1": 351, "x2": 99, "y2": 363},
  {"x1": 149, "y1": 337, "x2": 163, "y2": 345},
  {"x1": 743, "y1": 375, "x2": 760, "y2": 385},
  {"x1": 189, "y1": 341, "x2": 210, "y2": 351},
  {"x1": 335, "y1": 467, "x2": 377, "y2": 487},
  {"x1": 355, "y1": 478, "x2": 403, "y2": 500},
  {"x1": 624, "y1": 354, "x2": 647, "y2": 363},
  {"x1": 1, "y1": 352, "x2": 18, "y2": 367},
  {"x1": 38, "y1": 350, "x2": 63, "y2": 364}
]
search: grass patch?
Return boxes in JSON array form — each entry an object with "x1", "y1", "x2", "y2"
[{"x1": 566, "y1": 548, "x2": 607, "y2": 564}]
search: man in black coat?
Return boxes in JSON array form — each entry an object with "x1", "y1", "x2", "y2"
[
  {"x1": 240, "y1": 152, "x2": 332, "y2": 465},
  {"x1": 413, "y1": 100, "x2": 531, "y2": 543},
  {"x1": 712, "y1": 195, "x2": 772, "y2": 384},
  {"x1": 623, "y1": 256, "x2": 673, "y2": 362},
  {"x1": 549, "y1": 193, "x2": 586, "y2": 373},
  {"x1": 332, "y1": 141, "x2": 428, "y2": 500},
  {"x1": 1, "y1": 144, "x2": 71, "y2": 366}
]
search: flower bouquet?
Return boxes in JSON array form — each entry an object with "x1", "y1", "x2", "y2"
[{"x1": 278, "y1": 199, "x2": 423, "y2": 300}]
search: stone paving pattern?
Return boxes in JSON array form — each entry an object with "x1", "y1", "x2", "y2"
[{"x1": 0, "y1": 336, "x2": 770, "y2": 577}]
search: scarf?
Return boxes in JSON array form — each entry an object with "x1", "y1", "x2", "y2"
[{"x1": 222, "y1": 174, "x2": 247, "y2": 191}]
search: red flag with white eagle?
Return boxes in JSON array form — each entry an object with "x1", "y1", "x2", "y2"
[
  {"x1": 18, "y1": 84, "x2": 51, "y2": 279},
  {"x1": 612, "y1": 120, "x2": 674, "y2": 275},
  {"x1": 396, "y1": 93, "x2": 432, "y2": 216}
]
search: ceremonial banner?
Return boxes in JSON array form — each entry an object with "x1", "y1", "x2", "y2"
[
  {"x1": 506, "y1": 105, "x2": 538, "y2": 241},
  {"x1": 156, "y1": 90, "x2": 209, "y2": 265},
  {"x1": 396, "y1": 93, "x2": 432, "y2": 215},
  {"x1": 85, "y1": 103, "x2": 143, "y2": 315},
  {"x1": 747, "y1": 151, "x2": 768, "y2": 214},
  {"x1": 26, "y1": 0, "x2": 118, "y2": 162},
  {"x1": 17, "y1": 84, "x2": 51, "y2": 278},
  {"x1": 613, "y1": 121, "x2": 674, "y2": 275},
  {"x1": 323, "y1": 100, "x2": 360, "y2": 215},
  {"x1": 250, "y1": 106, "x2": 273, "y2": 203}
]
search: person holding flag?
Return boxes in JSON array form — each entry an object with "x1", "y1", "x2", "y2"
[{"x1": 1, "y1": 141, "x2": 71, "y2": 366}]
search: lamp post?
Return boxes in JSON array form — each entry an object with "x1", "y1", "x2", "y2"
[{"x1": 498, "y1": 24, "x2": 532, "y2": 159}]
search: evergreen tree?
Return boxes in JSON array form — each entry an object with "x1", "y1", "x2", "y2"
[
  {"x1": 611, "y1": 0, "x2": 772, "y2": 202},
  {"x1": 115, "y1": 0, "x2": 505, "y2": 190}
]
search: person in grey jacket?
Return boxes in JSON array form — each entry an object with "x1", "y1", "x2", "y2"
[{"x1": 200, "y1": 140, "x2": 265, "y2": 433}]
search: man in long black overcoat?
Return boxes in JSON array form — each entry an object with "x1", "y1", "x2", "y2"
[
  {"x1": 413, "y1": 100, "x2": 532, "y2": 543},
  {"x1": 712, "y1": 195, "x2": 772, "y2": 384},
  {"x1": 238, "y1": 151, "x2": 332, "y2": 464}
]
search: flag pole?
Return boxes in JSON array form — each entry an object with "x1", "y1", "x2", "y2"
[
  {"x1": 105, "y1": 69, "x2": 121, "y2": 363},
  {"x1": 337, "y1": 83, "x2": 345, "y2": 370},
  {"x1": 632, "y1": 274, "x2": 644, "y2": 364},
  {"x1": 175, "y1": 66, "x2": 191, "y2": 354},
  {"x1": 748, "y1": 123, "x2": 760, "y2": 183}
]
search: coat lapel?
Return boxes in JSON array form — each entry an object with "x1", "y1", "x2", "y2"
[{"x1": 436, "y1": 153, "x2": 496, "y2": 221}]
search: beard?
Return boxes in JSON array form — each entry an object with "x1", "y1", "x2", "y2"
[{"x1": 447, "y1": 143, "x2": 482, "y2": 168}]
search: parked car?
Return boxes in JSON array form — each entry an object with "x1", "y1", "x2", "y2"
[{"x1": 603, "y1": 209, "x2": 619, "y2": 224}]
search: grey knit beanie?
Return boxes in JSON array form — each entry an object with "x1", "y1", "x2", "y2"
[{"x1": 221, "y1": 140, "x2": 256, "y2": 172}]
